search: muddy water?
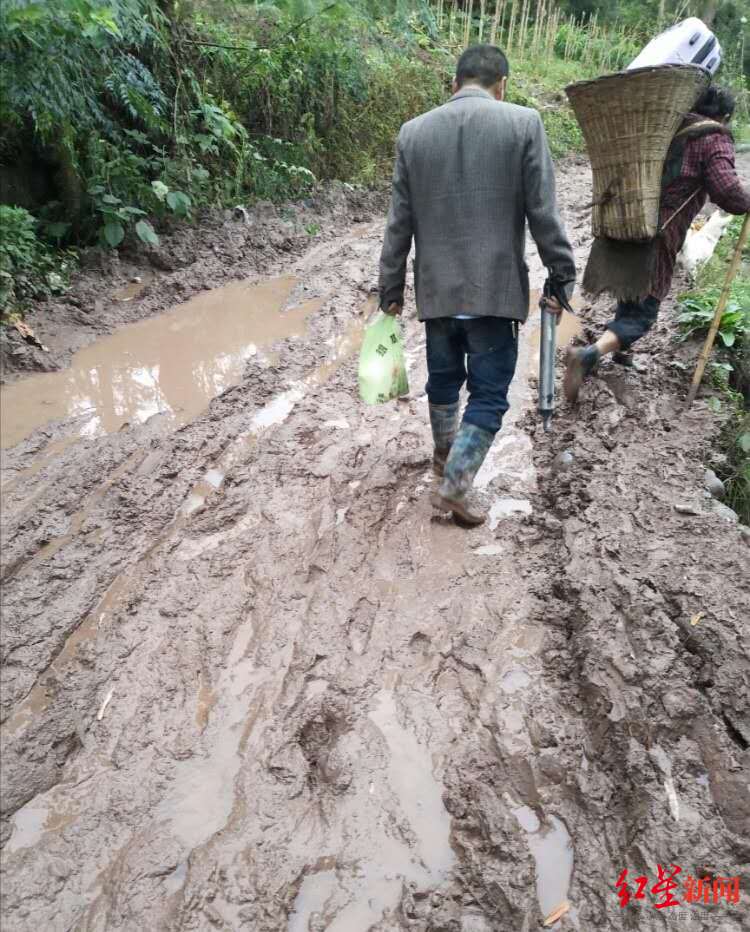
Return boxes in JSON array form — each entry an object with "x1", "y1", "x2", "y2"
[
  {"x1": 113, "y1": 271, "x2": 155, "y2": 302},
  {"x1": 512, "y1": 803, "x2": 575, "y2": 918},
  {"x1": 0, "y1": 275, "x2": 323, "y2": 448}
]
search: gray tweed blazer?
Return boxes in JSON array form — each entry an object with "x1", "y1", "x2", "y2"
[{"x1": 378, "y1": 86, "x2": 576, "y2": 321}]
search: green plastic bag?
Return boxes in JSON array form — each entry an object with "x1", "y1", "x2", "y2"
[{"x1": 358, "y1": 311, "x2": 409, "y2": 404}]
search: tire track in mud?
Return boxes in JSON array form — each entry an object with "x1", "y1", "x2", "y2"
[{"x1": 1, "y1": 162, "x2": 748, "y2": 932}]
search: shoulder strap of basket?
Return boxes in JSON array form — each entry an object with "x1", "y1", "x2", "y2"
[
  {"x1": 673, "y1": 119, "x2": 725, "y2": 140},
  {"x1": 660, "y1": 188, "x2": 702, "y2": 233},
  {"x1": 660, "y1": 119, "x2": 731, "y2": 232},
  {"x1": 662, "y1": 118, "x2": 729, "y2": 191}
]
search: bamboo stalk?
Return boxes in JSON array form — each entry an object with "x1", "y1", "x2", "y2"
[
  {"x1": 547, "y1": 8, "x2": 558, "y2": 57},
  {"x1": 507, "y1": 0, "x2": 517, "y2": 51},
  {"x1": 686, "y1": 214, "x2": 750, "y2": 407},
  {"x1": 585, "y1": 11, "x2": 598, "y2": 66},
  {"x1": 490, "y1": 0, "x2": 504, "y2": 45},
  {"x1": 479, "y1": 0, "x2": 487, "y2": 42},
  {"x1": 519, "y1": 0, "x2": 530, "y2": 50},
  {"x1": 464, "y1": 1, "x2": 472, "y2": 47},
  {"x1": 533, "y1": 0, "x2": 545, "y2": 54}
]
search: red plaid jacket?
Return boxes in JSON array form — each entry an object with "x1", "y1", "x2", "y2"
[{"x1": 652, "y1": 114, "x2": 750, "y2": 300}]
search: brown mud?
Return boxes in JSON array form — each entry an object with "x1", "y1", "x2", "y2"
[{"x1": 1, "y1": 161, "x2": 748, "y2": 931}]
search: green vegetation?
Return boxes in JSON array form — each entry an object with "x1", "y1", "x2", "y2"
[
  {"x1": 0, "y1": 206, "x2": 76, "y2": 315},
  {"x1": 0, "y1": 1, "x2": 748, "y2": 317},
  {"x1": 678, "y1": 217, "x2": 750, "y2": 523}
]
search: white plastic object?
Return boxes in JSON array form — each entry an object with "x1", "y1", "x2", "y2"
[
  {"x1": 677, "y1": 210, "x2": 733, "y2": 276},
  {"x1": 628, "y1": 18, "x2": 722, "y2": 75}
]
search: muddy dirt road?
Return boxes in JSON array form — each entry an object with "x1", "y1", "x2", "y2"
[{"x1": 1, "y1": 165, "x2": 748, "y2": 932}]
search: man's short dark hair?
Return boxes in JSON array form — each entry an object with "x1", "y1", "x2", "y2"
[
  {"x1": 694, "y1": 85, "x2": 736, "y2": 121},
  {"x1": 456, "y1": 44, "x2": 509, "y2": 89}
]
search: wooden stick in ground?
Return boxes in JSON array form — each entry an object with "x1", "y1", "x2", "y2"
[{"x1": 686, "y1": 212, "x2": 750, "y2": 407}]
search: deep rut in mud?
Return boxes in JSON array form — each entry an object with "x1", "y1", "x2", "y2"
[{"x1": 1, "y1": 164, "x2": 748, "y2": 932}]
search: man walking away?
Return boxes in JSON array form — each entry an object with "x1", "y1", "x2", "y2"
[
  {"x1": 378, "y1": 45, "x2": 576, "y2": 526},
  {"x1": 564, "y1": 84, "x2": 750, "y2": 402}
]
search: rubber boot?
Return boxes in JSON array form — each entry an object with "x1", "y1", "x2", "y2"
[
  {"x1": 612, "y1": 350, "x2": 634, "y2": 368},
  {"x1": 430, "y1": 422, "x2": 494, "y2": 526},
  {"x1": 613, "y1": 350, "x2": 647, "y2": 373},
  {"x1": 429, "y1": 401, "x2": 460, "y2": 477},
  {"x1": 563, "y1": 345, "x2": 600, "y2": 403}
]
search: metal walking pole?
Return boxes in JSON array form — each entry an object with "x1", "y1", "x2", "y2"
[
  {"x1": 686, "y1": 213, "x2": 750, "y2": 408},
  {"x1": 538, "y1": 300, "x2": 558, "y2": 432},
  {"x1": 538, "y1": 278, "x2": 574, "y2": 431}
]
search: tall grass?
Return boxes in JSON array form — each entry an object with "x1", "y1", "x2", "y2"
[
  {"x1": 442, "y1": 0, "x2": 748, "y2": 94},
  {"x1": 442, "y1": 0, "x2": 642, "y2": 73}
]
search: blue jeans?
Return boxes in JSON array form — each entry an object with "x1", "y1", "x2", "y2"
[{"x1": 425, "y1": 317, "x2": 518, "y2": 435}]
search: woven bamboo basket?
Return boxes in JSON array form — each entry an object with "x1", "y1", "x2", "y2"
[{"x1": 566, "y1": 65, "x2": 710, "y2": 242}]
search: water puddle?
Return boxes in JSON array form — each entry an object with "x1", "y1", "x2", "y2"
[
  {"x1": 163, "y1": 861, "x2": 189, "y2": 895},
  {"x1": 369, "y1": 691, "x2": 454, "y2": 878},
  {"x1": 113, "y1": 271, "x2": 154, "y2": 302},
  {"x1": 473, "y1": 543, "x2": 504, "y2": 556},
  {"x1": 511, "y1": 803, "x2": 574, "y2": 918},
  {"x1": 251, "y1": 387, "x2": 306, "y2": 432},
  {"x1": 488, "y1": 498, "x2": 533, "y2": 529},
  {"x1": 157, "y1": 620, "x2": 266, "y2": 850},
  {"x1": 288, "y1": 863, "x2": 339, "y2": 932},
  {"x1": 650, "y1": 744, "x2": 680, "y2": 822},
  {"x1": 177, "y1": 300, "x2": 371, "y2": 518},
  {"x1": 499, "y1": 666, "x2": 532, "y2": 694},
  {"x1": 0, "y1": 275, "x2": 323, "y2": 449},
  {"x1": 6, "y1": 793, "x2": 79, "y2": 854}
]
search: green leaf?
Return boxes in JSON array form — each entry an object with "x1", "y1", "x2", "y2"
[
  {"x1": 739, "y1": 433, "x2": 750, "y2": 454},
  {"x1": 45, "y1": 222, "x2": 70, "y2": 241},
  {"x1": 102, "y1": 221, "x2": 124, "y2": 248},
  {"x1": 707, "y1": 396, "x2": 722, "y2": 413},
  {"x1": 135, "y1": 220, "x2": 159, "y2": 246},
  {"x1": 718, "y1": 330, "x2": 736, "y2": 347},
  {"x1": 101, "y1": 193, "x2": 121, "y2": 205},
  {"x1": 166, "y1": 191, "x2": 191, "y2": 215},
  {"x1": 151, "y1": 180, "x2": 169, "y2": 202},
  {"x1": 91, "y1": 8, "x2": 121, "y2": 37}
]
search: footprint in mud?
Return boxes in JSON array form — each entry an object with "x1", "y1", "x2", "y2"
[
  {"x1": 296, "y1": 694, "x2": 353, "y2": 792},
  {"x1": 288, "y1": 690, "x2": 455, "y2": 931},
  {"x1": 347, "y1": 598, "x2": 377, "y2": 655}
]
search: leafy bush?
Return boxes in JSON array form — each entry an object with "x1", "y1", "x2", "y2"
[
  {"x1": 677, "y1": 293, "x2": 750, "y2": 348},
  {"x1": 678, "y1": 215, "x2": 750, "y2": 524},
  {"x1": 0, "y1": 206, "x2": 75, "y2": 314}
]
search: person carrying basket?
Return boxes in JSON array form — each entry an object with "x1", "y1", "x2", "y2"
[{"x1": 564, "y1": 84, "x2": 750, "y2": 402}]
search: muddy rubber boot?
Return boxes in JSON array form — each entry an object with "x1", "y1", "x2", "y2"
[
  {"x1": 613, "y1": 350, "x2": 647, "y2": 373},
  {"x1": 429, "y1": 401, "x2": 460, "y2": 477},
  {"x1": 563, "y1": 345, "x2": 600, "y2": 403},
  {"x1": 430, "y1": 422, "x2": 494, "y2": 526},
  {"x1": 612, "y1": 350, "x2": 633, "y2": 368}
]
